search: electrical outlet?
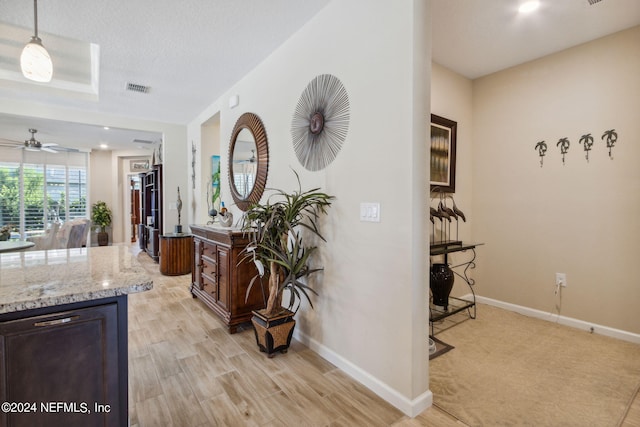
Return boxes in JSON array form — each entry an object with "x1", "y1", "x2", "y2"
[{"x1": 555, "y1": 273, "x2": 567, "y2": 287}]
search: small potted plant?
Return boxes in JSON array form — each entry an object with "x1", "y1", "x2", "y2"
[
  {"x1": 91, "y1": 201, "x2": 112, "y2": 246},
  {"x1": 0, "y1": 224, "x2": 13, "y2": 241},
  {"x1": 242, "y1": 170, "x2": 333, "y2": 357}
]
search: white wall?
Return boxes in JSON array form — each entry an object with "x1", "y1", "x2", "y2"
[
  {"x1": 471, "y1": 26, "x2": 640, "y2": 334},
  {"x1": 188, "y1": 0, "x2": 431, "y2": 416}
]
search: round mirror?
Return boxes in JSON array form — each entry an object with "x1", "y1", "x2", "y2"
[{"x1": 228, "y1": 113, "x2": 269, "y2": 211}]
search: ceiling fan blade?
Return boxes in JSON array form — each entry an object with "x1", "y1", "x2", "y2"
[
  {"x1": 0, "y1": 137, "x2": 23, "y2": 145},
  {"x1": 41, "y1": 147, "x2": 58, "y2": 153},
  {"x1": 41, "y1": 142, "x2": 59, "y2": 147}
]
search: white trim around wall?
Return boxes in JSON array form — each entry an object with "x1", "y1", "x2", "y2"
[
  {"x1": 464, "y1": 295, "x2": 640, "y2": 345},
  {"x1": 292, "y1": 329, "x2": 433, "y2": 418}
]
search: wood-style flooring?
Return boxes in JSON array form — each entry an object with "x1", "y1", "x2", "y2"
[
  {"x1": 128, "y1": 248, "x2": 639, "y2": 426},
  {"x1": 127, "y1": 251, "x2": 458, "y2": 426}
]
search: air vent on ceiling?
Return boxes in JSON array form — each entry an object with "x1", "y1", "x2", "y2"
[
  {"x1": 126, "y1": 82, "x2": 150, "y2": 93},
  {"x1": 133, "y1": 139, "x2": 154, "y2": 144},
  {"x1": 587, "y1": 0, "x2": 602, "y2": 5}
]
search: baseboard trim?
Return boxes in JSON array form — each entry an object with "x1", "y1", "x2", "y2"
[
  {"x1": 293, "y1": 329, "x2": 433, "y2": 417},
  {"x1": 465, "y1": 295, "x2": 640, "y2": 345}
]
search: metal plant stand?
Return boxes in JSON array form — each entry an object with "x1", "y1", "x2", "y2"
[{"x1": 429, "y1": 242, "x2": 483, "y2": 336}]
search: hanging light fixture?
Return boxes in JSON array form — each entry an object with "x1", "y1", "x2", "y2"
[{"x1": 20, "y1": 0, "x2": 53, "y2": 82}]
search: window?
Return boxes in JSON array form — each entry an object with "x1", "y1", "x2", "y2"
[{"x1": 0, "y1": 149, "x2": 88, "y2": 239}]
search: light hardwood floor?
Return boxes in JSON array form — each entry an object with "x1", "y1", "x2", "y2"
[
  {"x1": 128, "y1": 250, "x2": 459, "y2": 426},
  {"x1": 128, "y1": 248, "x2": 639, "y2": 426}
]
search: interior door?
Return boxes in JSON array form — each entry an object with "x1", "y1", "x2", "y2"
[{"x1": 130, "y1": 178, "x2": 140, "y2": 243}]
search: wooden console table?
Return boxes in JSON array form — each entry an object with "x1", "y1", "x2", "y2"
[
  {"x1": 159, "y1": 233, "x2": 193, "y2": 276},
  {"x1": 189, "y1": 225, "x2": 267, "y2": 333}
]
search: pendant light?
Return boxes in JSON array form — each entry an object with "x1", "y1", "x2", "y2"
[{"x1": 20, "y1": 0, "x2": 53, "y2": 82}]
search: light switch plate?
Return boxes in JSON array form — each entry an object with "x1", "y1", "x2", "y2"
[{"x1": 360, "y1": 202, "x2": 381, "y2": 222}]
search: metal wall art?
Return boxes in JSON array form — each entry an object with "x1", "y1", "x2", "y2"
[
  {"x1": 534, "y1": 128, "x2": 619, "y2": 166},
  {"x1": 291, "y1": 74, "x2": 350, "y2": 171},
  {"x1": 557, "y1": 137, "x2": 570, "y2": 165},
  {"x1": 602, "y1": 129, "x2": 618, "y2": 159},
  {"x1": 535, "y1": 141, "x2": 547, "y2": 166},
  {"x1": 191, "y1": 141, "x2": 196, "y2": 189},
  {"x1": 579, "y1": 133, "x2": 594, "y2": 162}
]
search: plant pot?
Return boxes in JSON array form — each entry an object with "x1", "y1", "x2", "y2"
[
  {"x1": 430, "y1": 263, "x2": 454, "y2": 310},
  {"x1": 97, "y1": 231, "x2": 109, "y2": 246},
  {"x1": 251, "y1": 309, "x2": 296, "y2": 358}
]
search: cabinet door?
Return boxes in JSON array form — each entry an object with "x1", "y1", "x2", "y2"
[
  {"x1": 216, "y1": 247, "x2": 230, "y2": 310},
  {"x1": 0, "y1": 304, "x2": 120, "y2": 427},
  {"x1": 192, "y1": 237, "x2": 203, "y2": 289}
]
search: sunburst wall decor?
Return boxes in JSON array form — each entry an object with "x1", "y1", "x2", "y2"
[{"x1": 291, "y1": 74, "x2": 350, "y2": 171}]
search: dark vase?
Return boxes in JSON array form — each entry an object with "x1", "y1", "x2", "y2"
[
  {"x1": 97, "y1": 231, "x2": 109, "y2": 246},
  {"x1": 430, "y1": 263, "x2": 454, "y2": 310}
]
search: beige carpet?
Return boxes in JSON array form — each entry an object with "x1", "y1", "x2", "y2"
[{"x1": 430, "y1": 304, "x2": 640, "y2": 426}]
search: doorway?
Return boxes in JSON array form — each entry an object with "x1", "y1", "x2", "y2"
[{"x1": 129, "y1": 175, "x2": 141, "y2": 243}]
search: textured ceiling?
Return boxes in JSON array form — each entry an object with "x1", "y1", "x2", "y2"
[
  {"x1": 0, "y1": 0, "x2": 330, "y2": 151},
  {"x1": 0, "y1": 0, "x2": 331, "y2": 124},
  {"x1": 432, "y1": 0, "x2": 640, "y2": 79},
  {"x1": 0, "y1": 0, "x2": 638, "y2": 152}
]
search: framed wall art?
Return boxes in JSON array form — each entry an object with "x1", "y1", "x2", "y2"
[
  {"x1": 430, "y1": 114, "x2": 457, "y2": 193},
  {"x1": 129, "y1": 159, "x2": 150, "y2": 173}
]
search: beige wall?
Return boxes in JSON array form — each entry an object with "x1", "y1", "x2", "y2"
[
  {"x1": 471, "y1": 26, "x2": 640, "y2": 334},
  {"x1": 188, "y1": 0, "x2": 432, "y2": 416},
  {"x1": 430, "y1": 63, "x2": 475, "y2": 299}
]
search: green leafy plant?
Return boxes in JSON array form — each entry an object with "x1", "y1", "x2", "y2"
[
  {"x1": 241, "y1": 170, "x2": 334, "y2": 317},
  {"x1": 0, "y1": 224, "x2": 13, "y2": 241},
  {"x1": 211, "y1": 161, "x2": 221, "y2": 207},
  {"x1": 91, "y1": 201, "x2": 112, "y2": 232}
]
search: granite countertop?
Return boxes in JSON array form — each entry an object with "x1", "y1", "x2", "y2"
[{"x1": 0, "y1": 245, "x2": 153, "y2": 314}]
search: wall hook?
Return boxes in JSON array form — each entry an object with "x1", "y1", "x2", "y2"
[
  {"x1": 557, "y1": 137, "x2": 570, "y2": 165},
  {"x1": 601, "y1": 129, "x2": 618, "y2": 159},
  {"x1": 579, "y1": 133, "x2": 594, "y2": 162},
  {"x1": 534, "y1": 141, "x2": 547, "y2": 167}
]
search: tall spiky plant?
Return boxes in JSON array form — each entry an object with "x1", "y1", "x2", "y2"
[{"x1": 241, "y1": 170, "x2": 334, "y2": 317}]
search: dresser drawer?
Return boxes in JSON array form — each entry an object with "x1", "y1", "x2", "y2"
[
  {"x1": 202, "y1": 275, "x2": 217, "y2": 297},
  {"x1": 202, "y1": 258, "x2": 216, "y2": 279},
  {"x1": 201, "y1": 241, "x2": 217, "y2": 259}
]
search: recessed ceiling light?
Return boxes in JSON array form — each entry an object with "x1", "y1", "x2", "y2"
[
  {"x1": 519, "y1": 1, "x2": 540, "y2": 13},
  {"x1": 100, "y1": 143, "x2": 108, "y2": 149},
  {"x1": 103, "y1": 126, "x2": 109, "y2": 130}
]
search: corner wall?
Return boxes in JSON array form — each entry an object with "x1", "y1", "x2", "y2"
[
  {"x1": 471, "y1": 26, "x2": 640, "y2": 334},
  {"x1": 188, "y1": 0, "x2": 432, "y2": 415},
  {"x1": 430, "y1": 63, "x2": 474, "y2": 299}
]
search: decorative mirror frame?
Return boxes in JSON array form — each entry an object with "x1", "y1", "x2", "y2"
[{"x1": 228, "y1": 112, "x2": 269, "y2": 211}]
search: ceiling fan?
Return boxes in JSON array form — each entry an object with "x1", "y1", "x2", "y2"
[
  {"x1": 233, "y1": 149, "x2": 256, "y2": 164},
  {"x1": 0, "y1": 128, "x2": 78, "y2": 153}
]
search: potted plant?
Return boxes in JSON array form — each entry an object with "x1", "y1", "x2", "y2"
[
  {"x1": 0, "y1": 224, "x2": 13, "y2": 241},
  {"x1": 91, "y1": 201, "x2": 112, "y2": 246},
  {"x1": 241, "y1": 171, "x2": 333, "y2": 357}
]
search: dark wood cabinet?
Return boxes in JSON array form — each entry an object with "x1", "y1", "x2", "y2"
[
  {"x1": 190, "y1": 225, "x2": 266, "y2": 333},
  {"x1": 139, "y1": 165, "x2": 162, "y2": 261},
  {"x1": 0, "y1": 296, "x2": 128, "y2": 427},
  {"x1": 159, "y1": 234, "x2": 193, "y2": 276}
]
